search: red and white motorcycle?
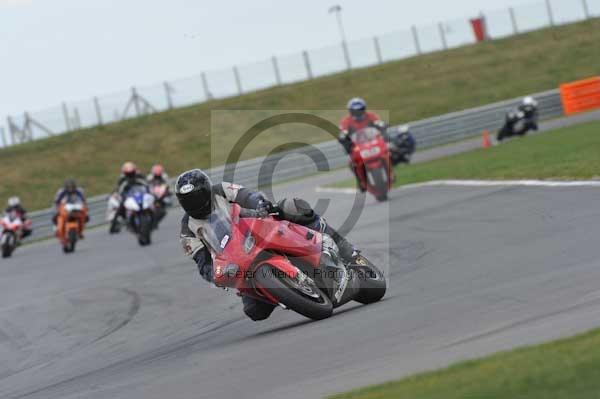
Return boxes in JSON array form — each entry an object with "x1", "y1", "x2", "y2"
[{"x1": 1, "y1": 211, "x2": 24, "y2": 258}]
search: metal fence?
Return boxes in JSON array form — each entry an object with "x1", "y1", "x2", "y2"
[
  {"x1": 3, "y1": 0, "x2": 598, "y2": 148},
  {"x1": 26, "y1": 88, "x2": 565, "y2": 241}
]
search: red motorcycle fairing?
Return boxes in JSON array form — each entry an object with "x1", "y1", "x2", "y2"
[
  {"x1": 1, "y1": 212, "x2": 24, "y2": 237},
  {"x1": 211, "y1": 204, "x2": 323, "y2": 300},
  {"x1": 349, "y1": 128, "x2": 393, "y2": 198}
]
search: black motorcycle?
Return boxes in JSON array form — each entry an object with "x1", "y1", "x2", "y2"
[
  {"x1": 389, "y1": 132, "x2": 416, "y2": 165},
  {"x1": 497, "y1": 108, "x2": 538, "y2": 142}
]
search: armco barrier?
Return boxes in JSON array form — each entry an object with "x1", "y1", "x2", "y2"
[{"x1": 26, "y1": 89, "x2": 564, "y2": 241}]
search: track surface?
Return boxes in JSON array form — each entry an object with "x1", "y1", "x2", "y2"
[
  {"x1": 3, "y1": 113, "x2": 600, "y2": 398},
  {"x1": 2, "y1": 167, "x2": 600, "y2": 398}
]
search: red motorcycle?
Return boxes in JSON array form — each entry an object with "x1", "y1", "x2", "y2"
[
  {"x1": 210, "y1": 204, "x2": 386, "y2": 320},
  {"x1": 350, "y1": 127, "x2": 393, "y2": 202},
  {"x1": 1, "y1": 210, "x2": 24, "y2": 258},
  {"x1": 149, "y1": 182, "x2": 171, "y2": 229}
]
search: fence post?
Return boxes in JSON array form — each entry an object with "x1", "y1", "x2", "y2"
[
  {"x1": 438, "y1": 22, "x2": 448, "y2": 50},
  {"x1": 6, "y1": 117, "x2": 15, "y2": 145},
  {"x1": 373, "y1": 36, "x2": 383, "y2": 64},
  {"x1": 233, "y1": 66, "x2": 243, "y2": 95},
  {"x1": 73, "y1": 107, "x2": 81, "y2": 129},
  {"x1": 131, "y1": 87, "x2": 140, "y2": 116},
  {"x1": 272, "y1": 56, "x2": 282, "y2": 85},
  {"x1": 341, "y1": 41, "x2": 351, "y2": 70},
  {"x1": 0, "y1": 126, "x2": 6, "y2": 147},
  {"x1": 24, "y1": 112, "x2": 32, "y2": 141},
  {"x1": 545, "y1": 0, "x2": 555, "y2": 26},
  {"x1": 201, "y1": 72, "x2": 212, "y2": 100},
  {"x1": 411, "y1": 25, "x2": 422, "y2": 55},
  {"x1": 62, "y1": 102, "x2": 71, "y2": 132},
  {"x1": 509, "y1": 7, "x2": 519, "y2": 34},
  {"x1": 93, "y1": 97, "x2": 103, "y2": 126},
  {"x1": 302, "y1": 50, "x2": 313, "y2": 79},
  {"x1": 582, "y1": 0, "x2": 590, "y2": 19},
  {"x1": 163, "y1": 82, "x2": 174, "y2": 110}
]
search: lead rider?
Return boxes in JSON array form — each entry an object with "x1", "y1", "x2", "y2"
[{"x1": 176, "y1": 169, "x2": 361, "y2": 321}]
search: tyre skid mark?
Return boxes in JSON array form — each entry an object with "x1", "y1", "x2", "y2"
[
  {"x1": 7, "y1": 316, "x2": 246, "y2": 399},
  {"x1": 90, "y1": 289, "x2": 141, "y2": 344}
]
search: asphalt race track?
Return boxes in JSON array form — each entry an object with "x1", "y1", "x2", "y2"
[
  {"x1": 2, "y1": 111, "x2": 600, "y2": 399},
  {"x1": 2, "y1": 161, "x2": 600, "y2": 399}
]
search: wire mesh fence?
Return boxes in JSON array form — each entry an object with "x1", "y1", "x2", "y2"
[{"x1": 2, "y1": 0, "x2": 597, "y2": 148}]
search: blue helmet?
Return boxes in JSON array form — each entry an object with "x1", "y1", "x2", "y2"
[{"x1": 347, "y1": 97, "x2": 367, "y2": 120}]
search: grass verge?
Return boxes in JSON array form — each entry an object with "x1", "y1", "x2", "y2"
[
  {"x1": 2, "y1": 18, "x2": 600, "y2": 210},
  {"x1": 331, "y1": 120, "x2": 600, "y2": 189},
  {"x1": 329, "y1": 326, "x2": 600, "y2": 399}
]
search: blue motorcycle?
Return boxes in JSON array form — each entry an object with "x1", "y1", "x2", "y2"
[{"x1": 123, "y1": 186, "x2": 155, "y2": 246}]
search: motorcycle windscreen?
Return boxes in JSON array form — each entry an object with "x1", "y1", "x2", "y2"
[
  {"x1": 350, "y1": 127, "x2": 380, "y2": 144},
  {"x1": 203, "y1": 207, "x2": 233, "y2": 255}
]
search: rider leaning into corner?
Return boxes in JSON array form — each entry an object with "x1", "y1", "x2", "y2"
[
  {"x1": 338, "y1": 97, "x2": 388, "y2": 191},
  {"x1": 176, "y1": 169, "x2": 362, "y2": 321},
  {"x1": 4, "y1": 196, "x2": 33, "y2": 239},
  {"x1": 518, "y1": 96, "x2": 539, "y2": 131}
]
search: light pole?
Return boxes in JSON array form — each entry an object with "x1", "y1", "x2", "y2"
[{"x1": 328, "y1": 5, "x2": 351, "y2": 70}]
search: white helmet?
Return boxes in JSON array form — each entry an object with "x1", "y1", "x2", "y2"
[
  {"x1": 399, "y1": 125, "x2": 410, "y2": 134},
  {"x1": 523, "y1": 96, "x2": 536, "y2": 106},
  {"x1": 7, "y1": 196, "x2": 20, "y2": 207}
]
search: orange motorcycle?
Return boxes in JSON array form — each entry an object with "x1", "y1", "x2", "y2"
[{"x1": 56, "y1": 201, "x2": 88, "y2": 253}]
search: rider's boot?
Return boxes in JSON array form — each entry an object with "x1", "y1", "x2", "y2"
[
  {"x1": 322, "y1": 223, "x2": 360, "y2": 265},
  {"x1": 78, "y1": 220, "x2": 85, "y2": 239}
]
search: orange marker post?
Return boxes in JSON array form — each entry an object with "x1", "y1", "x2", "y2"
[{"x1": 482, "y1": 130, "x2": 492, "y2": 149}]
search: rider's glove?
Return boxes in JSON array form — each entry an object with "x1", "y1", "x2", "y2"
[
  {"x1": 256, "y1": 199, "x2": 275, "y2": 217},
  {"x1": 370, "y1": 120, "x2": 387, "y2": 129}
]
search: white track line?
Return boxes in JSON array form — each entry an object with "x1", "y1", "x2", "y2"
[
  {"x1": 315, "y1": 187, "x2": 358, "y2": 194},
  {"x1": 316, "y1": 180, "x2": 600, "y2": 194}
]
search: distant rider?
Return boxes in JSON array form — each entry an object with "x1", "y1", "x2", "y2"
[
  {"x1": 518, "y1": 96, "x2": 539, "y2": 131},
  {"x1": 390, "y1": 125, "x2": 417, "y2": 165},
  {"x1": 110, "y1": 162, "x2": 149, "y2": 227},
  {"x1": 147, "y1": 164, "x2": 170, "y2": 185},
  {"x1": 147, "y1": 164, "x2": 172, "y2": 228},
  {"x1": 4, "y1": 197, "x2": 33, "y2": 239},
  {"x1": 117, "y1": 162, "x2": 148, "y2": 195},
  {"x1": 498, "y1": 96, "x2": 540, "y2": 142},
  {"x1": 338, "y1": 98, "x2": 388, "y2": 190},
  {"x1": 176, "y1": 169, "x2": 360, "y2": 322},
  {"x1": 52, "y1": 179, "x2": 88, "y2": 238}
]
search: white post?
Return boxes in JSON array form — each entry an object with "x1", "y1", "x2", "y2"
[
  {"x1": 233, "y1": 66, "x2": 242, "y2": 95},
  {"x1": 302, "y1": 50, "x2": 313, "y2": 79},
  {"x1": 272, "y1": 56, "x2": 282, "y2": 85},
  {"x1": 373, "y1": 36, "x2": 383, "y2": 64},
  {"x1": 94, "y1": 97, "x2": 103, "y2": 125}
]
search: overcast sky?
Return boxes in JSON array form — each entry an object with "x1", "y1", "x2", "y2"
[{"x1": 0, "y1": 0, "x2": 549, "y2": 116}]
